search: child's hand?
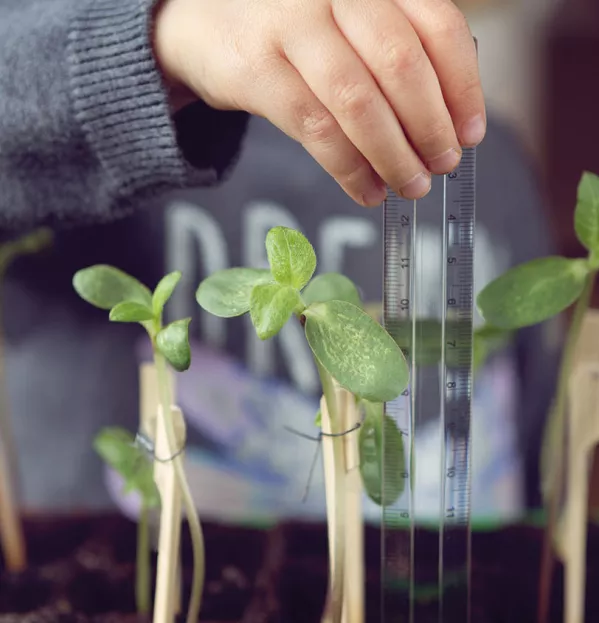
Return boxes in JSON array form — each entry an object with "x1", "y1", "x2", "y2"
[{"x1": 154, "y1": 0, "x2": 485, "y2": 206}]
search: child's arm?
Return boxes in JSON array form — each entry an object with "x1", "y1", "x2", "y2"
[{"x1": 0, "y1": 0, "x2": 250, "y2": 229}]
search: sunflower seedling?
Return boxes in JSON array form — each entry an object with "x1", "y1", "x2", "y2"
[
  {"x1": 197, "y1": 226, "x2": 409, "y2": 623},
  {"x1": 476, "y1": 170, "x2": 599, "y2": 623},
  {"x1": 73, "y1": 266, "x2": 204, "y2": 623}
]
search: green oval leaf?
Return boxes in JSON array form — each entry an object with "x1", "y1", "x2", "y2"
[
  {"x1": 153, "y1": 271, "x2": 182, "y2": 316},
  {"x1": 156, "y1": 318, "x2": 192, "y2": 372},
  {"x1": 196, "y1": 268, "x2": 272, "y2": 318},
  {"x1": 93, "y1": 427, "x2": 159, "y2": 507},
  {"x1": 359, "y1": 402, "x2": 405, "y2": 506},
  {"x1": 265, "y1": 226, "x2": 316, "y2": 290},
  {"x1": 302, "y1": 273, "x2": 362, "y2": 308},
  {"x1": 249, "y1": 283, "x2": 302, "y2": 340},
  {"x1": 109, "y1": 301, "x2": 155, "y2": 323},
  {"x1": 314, "y1": 408, "x2": 322, "y2": 428},
  {"x1": 575, "y1": 171, "x2": 599, "y2": 255},
  {"x1": 73, "y1": 265, "x2": 152, "y2": 310},
  {"x1": 476, "y1": 257, "x2": 589, "y2": 329},
  {"x1": 304, "y1": 300, "x2": 409, "y2": 402}
]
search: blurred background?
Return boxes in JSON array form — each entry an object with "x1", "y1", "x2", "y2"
[{"x1": 1, "y1": 0, "x2": 599, "y2": 532}]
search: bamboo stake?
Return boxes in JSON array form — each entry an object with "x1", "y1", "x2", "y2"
[
  {"x1": 153, "y1": 404, "x2": 186, "y2": 623},
  {"x1": 139, "y1": 363, "x2": 181, "y2": 615},
  {"x1": 555, "y1": 310, "x2": 599, "y2": 623},
  {"x1": 320, "y1": 386, "x2": 364, "y2": 623},
  {"x1": 0, "y1": 438, "x2": 25, "y2": 571},
  {"x1": 557, "y1": 364, "x2": 599, "y2": 623},
  {"x1": 0, "y1": 304, "x2": 25, "y2": 572}
]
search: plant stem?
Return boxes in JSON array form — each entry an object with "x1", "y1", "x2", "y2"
[
  {"x1": 136, "y1": 502, "x2": 151, "y2": 615},
  {"x1": 316, "y1": 361, "x2": 346, "y2": 623},
  {"x1": 538, "y1": 271, "x2": 595, "y2": 623},
  {"x1": 153, "y1": 349, "x2": 205, "y2": 623}
]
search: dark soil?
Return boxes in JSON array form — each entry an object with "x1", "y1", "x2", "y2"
[{"x1": 1, "y1": 514, "x2": 599, "y2": 622}]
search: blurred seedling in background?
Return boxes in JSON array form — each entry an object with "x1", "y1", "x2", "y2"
[
  {"x1": 0, "y1": 228, "x2": 54, "y2": 573},
  {"x1": 73, "y1": 266, "x2": 203, "y2": 623},
  {"x1": 476, "y1": 171, "x2": 599, "y2": 623}
]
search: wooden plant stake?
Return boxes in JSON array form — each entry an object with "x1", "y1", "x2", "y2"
[
  {"x1": 139, "y1": 363, "x2": 182, "y2": 615},
  {"x1": 555, "y1": 310, "x2": 599, "y2": 623},
  {"x1": 320, "y1": 386, "x2": 364, "y2": 623},
  {"x1": 153, "y1": 404, "x2": 186, "y2": 623},
  {"x1": 0, "y1": 437, "x2": 26, "y2": 571},
  {"x1": 557, "y1": 364, "x2": 599, "y2": 623},
  {"x1": 0, "y1": 335, "x2": 26, "y2": 572}
]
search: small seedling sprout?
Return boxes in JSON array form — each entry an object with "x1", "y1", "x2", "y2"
[
  {"x1": 94, "y1": 427, "x2": 160, "y2": 615},
  {"x1": 476, "y1": 170, "x2": 599, "y2": 623},
  {"x1": 196, "y1": 226, "x2": 409, "y2": 623},
  {"x1": 73, "y1": 267, "x2": 204, "y2": 623}
]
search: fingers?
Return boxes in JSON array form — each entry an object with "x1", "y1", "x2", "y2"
[
  {"x1": 332, "y1": 0, "x2": 462, "y2": 176},
  {"x1": 282, "y1": 11, "x2": 432, "y2": 199},
  {"x1": 398, "y1": 0, "x2": 486, "y2": 147},
  {"x1": 249, "y1": 57, "x2": 389, "y2": 207}
]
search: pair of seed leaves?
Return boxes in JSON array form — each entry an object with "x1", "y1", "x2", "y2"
[
  {"x1": 72, "y1": 265, "x2": 191, "y2": 503},
  {"x1": 196, "y1": 226, "x2": 409, "y2": 506}
]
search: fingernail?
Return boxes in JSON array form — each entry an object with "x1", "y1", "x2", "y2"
[
  {"x1": 461, "y1": 114, "x2": 486, "y2": 147},
  {"x1": 428, "y1": 148, "x2": 461, "y2": 175},
  {"x1": 362, "y1": 181, "x2": 387, "y2": 207},
  {"x1": 399, "y1": 173, "x2": 431, "y2": 199}
]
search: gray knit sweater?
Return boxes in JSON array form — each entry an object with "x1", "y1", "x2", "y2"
[{"x1": 0, "y1": 0, "x2": 249, "y2": 228}]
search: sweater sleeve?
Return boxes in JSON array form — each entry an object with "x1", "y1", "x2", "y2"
[{"x1": 0, "y1": 0, "x2": 250, "y2": 230}]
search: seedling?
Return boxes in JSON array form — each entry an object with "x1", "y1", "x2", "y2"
[
  {"x1": 72, "y1": 267, "x2": 204, "y2": 623},
  {"x1": 476, "y1": 170, "x2": 599, "y2": 623},
  {"x1": 0, "y1": 227, "x2": 53, "y2": 572},
  {"x1": 196, "y1": 226, "x2": 409, "y2": 623},
  {"x1": 94, "y1": 427, "x2": 160, "y2": 615}
]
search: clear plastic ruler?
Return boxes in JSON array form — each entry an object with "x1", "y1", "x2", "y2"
[{"x1": 381, "y1": 146, "x2": 476, "y2": 623}]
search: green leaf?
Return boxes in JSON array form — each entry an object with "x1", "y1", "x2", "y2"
[
  {"x1": 249, "y1": 283, "x2": 303, "y2": 340},
  {"x1": 109, "y1": 301, "x2": 155, "y2": 323},
  {"x1": 153, "y1": 271, "x2": 182, "y2": 317},
  {"x1": 304, "y1": 300, "x2": 409, "y2": 402},
  {"x1": 574, "y1": 171, "x2": 599, "y2": 254},
  {"x1": 359, "y1": 401, "x2": 405, "y2": 506},
  {"x1": 476, "y1": 257, "x2": 589, "y2": 329},
  {"x1": 302, "y1": 273, "x2": 362, "y2": 308},
  {"x1": 314, "y1": 409, "x2": 322, "y2": 428},
  {"x1": 265, "y1": 226, "x2": 316, "y2": 290},
  {"x1": 156, "y1": 318, "x2": 192, "y2": 372},
  {"x1": 196, "y1": 268, "x2": 273, "y2": 318},
  {"x1": 73, "y1": 265, "x2": 152, "y2": 311},
  {"x1": 93, "y1": 427, "x2": 159, "y2": 508}
]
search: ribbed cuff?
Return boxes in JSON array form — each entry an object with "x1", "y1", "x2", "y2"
[{"x1": 66, "y1": 0, "x2": 220, "y2": 202}]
